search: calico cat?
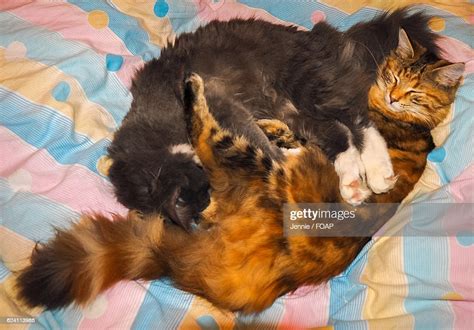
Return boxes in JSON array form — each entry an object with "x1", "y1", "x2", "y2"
[
  {"x1": 108, "y1": 9, "x2": 439, "y2": 230},
  {"x1": 16, "y1": 39, "x2": 464, "y2": 312}
]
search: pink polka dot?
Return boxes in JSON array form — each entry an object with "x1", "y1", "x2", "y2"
[
  {"x1": 5, "y1": 41, "x2": 27, "y2": 61},
  {"x1": 311, "y1": 10, "x2": 326, "y2": 25},
  {"x1": 468, "y1": 15, "x2": 474, "y2": 24}
]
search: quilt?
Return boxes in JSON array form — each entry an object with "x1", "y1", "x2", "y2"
[{"x1": 0, "y1": 1, "x2": 473, "y2": 329}]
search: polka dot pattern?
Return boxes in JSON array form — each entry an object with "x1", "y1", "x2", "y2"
[
  {"x1": 196, "y1": 315, "x2": 219, "y2": 330},
  {"x1": 52, "y1": 81, "x2": 71, "y2": 102},
  {"x1": 456, "y1": 231, "x2": 474, "y2": 247},
  {"x1": 83, "y1": 294, "x2": 109, "y2": 319},
  {"x1": 154, "y1": 0, "x2": 170, "y2": 18},
  {"x1": 7, "y1": 169, "x2": 32, "y2": 192},
  {"x1": 311, "y1": 10, "x2": 326, "y2": 24},
  {"x1": 97, "y1": 155, "x2": 114, "y2": 177},
  {"x1": 429, "y1": 17, "x2": 446, "y2": 32},
  {"x1": 88, "y1": 10, "x2": 110, "y2": 29},
  {"x1": 206, "y1": 0, "x2": 225, "y2": 11},
  {"x1": 428, "y1": 147, "x2": 446, "y2": 163},
  {"x1": 4, "y1": 41, "x2": 27, "y2": 61},
  {"x1": 106, "y1": 54, "x2": 124, "y2": 71},
  {"x1": 442, "y1": 292, "x2": 464, "y2": 301}
]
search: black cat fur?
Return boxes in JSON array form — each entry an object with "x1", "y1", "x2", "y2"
[{"x1": 108, "y1": 8, "x2": 439, "y2": 230}]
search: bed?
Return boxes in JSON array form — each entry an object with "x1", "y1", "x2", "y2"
[{"x1": 0, "y1": 1, "x2": 473, "y2": 329}]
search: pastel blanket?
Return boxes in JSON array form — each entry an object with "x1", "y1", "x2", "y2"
[{"x1": 0, "y1": 1, "x2": 473, "y2": 329}]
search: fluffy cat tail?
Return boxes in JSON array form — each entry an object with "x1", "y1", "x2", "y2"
[{"x1": 16, "y1": 212, "x2": 165, "y2": 310}]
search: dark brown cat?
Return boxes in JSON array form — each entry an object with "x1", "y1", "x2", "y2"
[{"x1": 16, "y1": 37, "x2": 464, "y2": 313}]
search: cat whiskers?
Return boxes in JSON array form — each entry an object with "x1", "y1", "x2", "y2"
[{"x1": 396, "y1": 105, "x2": 433, "y2": 126}]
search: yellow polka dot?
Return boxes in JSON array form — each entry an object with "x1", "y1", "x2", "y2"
[
  {"x1": 442, "y1": 292, "x2": 464, "y2": 301},
  {"x1": 88, "y1": 10, "x2": 109, "y2": 29},
  {"x1": 97, "y1": 155, "x2": 113, "y2": 176},
  {"x1": 429, "y1": 17, "x2": 446, "y2": 32}
]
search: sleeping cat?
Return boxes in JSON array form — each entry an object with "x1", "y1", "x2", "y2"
[
  {"x1": 108, "y1": 9, "x2": 440, "y2": 230},
  {"x1": 16, "y1": 40, "x2": 464, "y2": 312}
]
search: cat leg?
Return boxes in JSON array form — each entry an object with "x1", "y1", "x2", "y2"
[
  {"x1": 256, "y1": 119, "x2": 303, "y2": 149},
  {"x1": 334, "y1": 142, "x2": 372, "y2": 206},
  {"x1": 183, "y1": 73, "x2": 276, "y2": 178},
  {"x1": 184, "y1": 72, "x2": 233, "y2": 168},
  {"x1": 360, "y1": 125, "x2": 397, "y2": 193},
  {"x1": 321, "y1": 121, "x2": 371, "y2": 206},
  {"x1": 282, "y1": 113, "x2": 371, "y2": 205},
  {"x1": 205, "y1": 90, "x2": 283, "y2": 160}
]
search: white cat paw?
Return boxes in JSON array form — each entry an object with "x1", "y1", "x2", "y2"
[
  {"x1": 335, "y1": 146, "x2": 372, "y2": 206},
  {"x1": 340, "y1": 177, "x2": 372, "y2": 206},
  {"x1": 361, "y1": 126, "x2": 397, "y2": 194},
  {"x1": 364, "y1": 164, "x2": 398, "y2": 194}
]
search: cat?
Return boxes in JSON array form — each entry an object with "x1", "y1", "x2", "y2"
[
  {"x1": 108, "y1": 9, "x2": 440, "y2": 230},
  {"x1": 16, "y1": 38, "x2": 464, "y2": 312}
]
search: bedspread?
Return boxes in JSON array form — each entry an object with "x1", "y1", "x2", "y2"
[{"x1": 0, "y1": 1, "x2": 473, "y2": 329}]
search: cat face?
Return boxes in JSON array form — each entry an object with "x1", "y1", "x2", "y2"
[
  {"x1": 157, "y1": 164, "x2": 211, "y2": 232},
  {"x1": 109, "y1": 151, "x2": 210, "y2": 232},
  {"x1": 371, "y1": 29, "x2": 464, "y2": 128},
  {"x1": 148, "y1": 155, "x2": 210, "y2": 231}
]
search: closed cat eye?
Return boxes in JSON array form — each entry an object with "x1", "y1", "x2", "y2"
[
  {"x1": 407, "y1": 90, "x2": 425, "y2": 100},
  {"x1": 385, "y1": 71, "x2": 400, "y2": 85},
  {"x1": 410, "y1": 94, "x2": 430, "y2": 106},
  {"x1": 394, "y1": 75, "x2": 400, "y2": 84},
  {"x1": 411, "y1": 97, "x2": 422, "y2": 105}
]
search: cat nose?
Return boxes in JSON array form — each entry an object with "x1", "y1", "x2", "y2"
[
  {"x1": 389, "y1": 89, "x2": 404, "y2": 104},
  {"x1": 389, "y1": 94, "x2": 398, "y2": 104}
]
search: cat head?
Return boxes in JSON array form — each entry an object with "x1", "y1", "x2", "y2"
[
  {"x1": 155, "y1": 153, "x2": 211, "y2": 231},
  {"x1": 369, "y1": 29, "x2": 464, "y2": 128},
  {"x1": 108, "y1": 149, "x2": 210, "y2": 232}
]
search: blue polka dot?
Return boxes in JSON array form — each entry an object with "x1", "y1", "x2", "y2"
[
  {"x1": 142, "y1": 52, "x2": 154, "y2": 62},
  {"x1": 52, "y1": 82, "x2": 71, "y2": 102},
  {"x1": 196, "y1": 315, "x2": 219, "y2": 330},
  {"x1": 428, "y1": 147, "x2": 446, "y2": 163},
  {"x1": 106, "y1": 54, "x2": 123, "y2": 72},
  {"x1": 154, "y1": 0, "x2": 169, "y2": 17},
  {"x1": 456, "y1": 231, "x2": 474, "y2": 246}
]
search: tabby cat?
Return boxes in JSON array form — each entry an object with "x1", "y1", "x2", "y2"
[
  {"x1": 108, "y1": 9, "x2": 440, "y2": 230},
  {"x1": 16, "y1": 36, "x2": 464, "y2": 312}
]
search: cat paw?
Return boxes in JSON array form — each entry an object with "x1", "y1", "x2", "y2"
[
  {"x1": 335, "y1": 146, "x2": 372, "y2": 206},
  {"x1": 365, "y1": 165, "x2": 398, "y2": 194},
  {"x1": 340, "y1": 178, "x2": 372, "y2": 206},
  {"x1": 184, "y1": 72, "x2": 210, "y2": 121},
  {"x1": 256, "y1": 119, "x2": 302, "y2": 149},
  {"x1": 184, "y1": 72, "x2": 204, "y2": 96},
  {"x1": 360, "y1": 126, "x2": 398, "y2": 194}
]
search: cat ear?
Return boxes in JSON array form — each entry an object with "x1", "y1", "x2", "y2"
[
  {"x1": 395, "y1": 29, "x2": 414, "y2": 59},
  {"x1": 428, "y1": 63, "x2": 465, "y2": 87}
]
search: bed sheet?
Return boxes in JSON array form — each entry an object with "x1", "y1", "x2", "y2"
[{"x1": 0, "y1": 1, "x2": 473, "y2": 329}]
